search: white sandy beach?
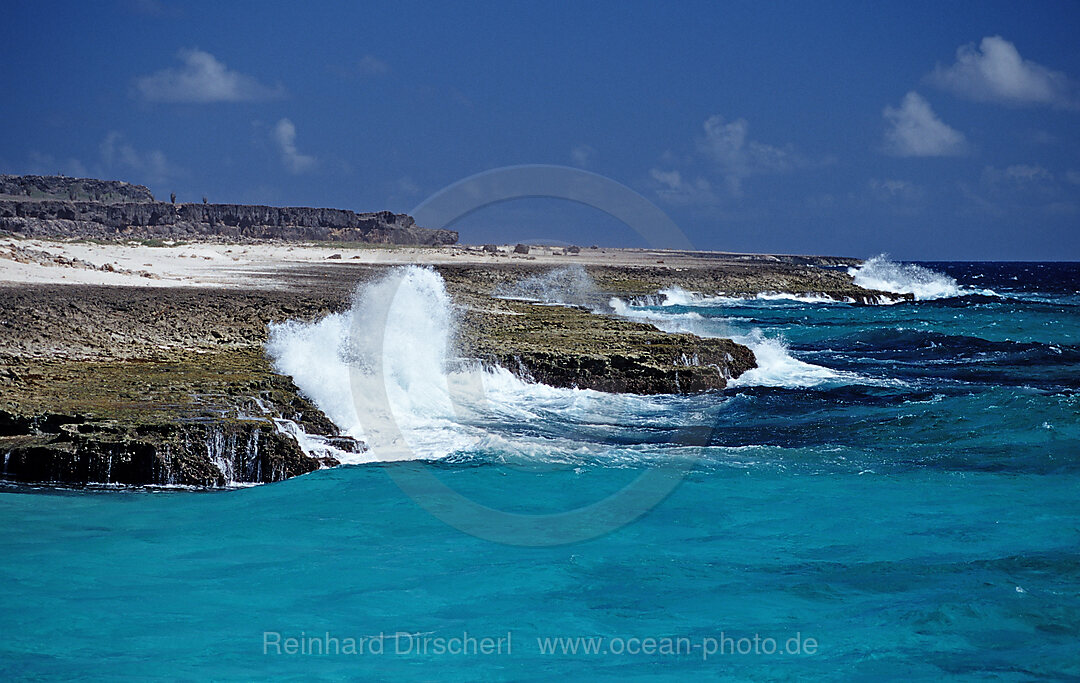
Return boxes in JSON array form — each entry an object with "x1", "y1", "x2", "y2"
[{"x1": 0, "y1": 236, "x2": 772, "y2": 288}]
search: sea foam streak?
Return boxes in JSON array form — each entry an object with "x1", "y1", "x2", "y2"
[
  {"x1": 658, "y1": 286, "x2": 845, "y2": 306},
  {"x1": 848, "y1": 255, "x2": 996, "y2": 301},
  {"x1": 608, "y1": 297, "x2": 859, "y2": 388},
  {"x1": 267, "y1": 266, "x2": 674, "y2": 463}
]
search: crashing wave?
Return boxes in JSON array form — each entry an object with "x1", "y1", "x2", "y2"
[
  {"x1": 609, "y1": 296, "x2": 865, "y2": 388},
  {"x1": 267, "y1": 266, "x2": 688, "y2": 463},
  {"x1": 266, "y1": 265, "x2": 880, "y2": 469},
  {"x1": 848, "y1": 255, "x2": 997, "y2": 301},
  {"x1": 267, "y1": 266, "x2": 486, "y2": 461}
]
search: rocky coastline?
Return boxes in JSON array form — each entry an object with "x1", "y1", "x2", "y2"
[
  {"x1": 0, "y1": 175, "x2": 906, "y2": 489},
  {"x1": 0, "y1": 254, "x2": 898, "y2": 489}
]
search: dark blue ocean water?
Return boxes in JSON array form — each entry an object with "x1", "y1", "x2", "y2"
[{"x1": 1, "y1": 261, "x2": 1078, "y2": 680}]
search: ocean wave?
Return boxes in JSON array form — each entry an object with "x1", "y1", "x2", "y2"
[
  {"x1": 848, "y1": 255, "x2": 997, "y2": 301},
  {"x1": 725, "y1": 330, "x2": 865, "y2": 388},
  {"x1": 657, "y1": 286, "x2": 848, "y2": 306},
  {"x1": 265, "y1": 266, "x2": 910, "y2": 468},
  {"x1": 609, "y1": 297, "x2": 872, "y2": 388},
  {"x1": 266, "y1": 266, "x2": 700, "y2": 463}
]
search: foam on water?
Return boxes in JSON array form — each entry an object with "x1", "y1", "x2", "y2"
[
  {"x1": 659, "y1": 286, "x2": 845, "y2": 306},
  {"x1": 724, "y1": 329, "x2": 858, "y2": 388},
  {"x1": 609, "y1": 296, "x2": 859, "y2": 388},
  {"x1": 849, "y1": 255, "x2": 996, "y2": 300}
]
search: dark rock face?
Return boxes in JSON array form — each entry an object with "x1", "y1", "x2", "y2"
[
  {"x1": 0, "y1": 412, "x2": 322, "y2": 487},
  {"x1": 486, "y1": 337, "x2": 754, "y2": 394},
  {"x1": 0, "y1": 175, "x2": 457, "y2": 246}
]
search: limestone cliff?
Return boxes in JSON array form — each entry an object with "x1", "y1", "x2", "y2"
[{"x1": 0, "y1": 175, "x2": 457, "y2": 246}]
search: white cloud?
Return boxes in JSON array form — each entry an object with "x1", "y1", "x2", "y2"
[
  {"x1": 868, "y1": 178, "x2": 925, "y2": 202},
  {"x1": 393, "y1": 176, "x2": 421, "y2": 195},
  {"x1": 382, "y1": 176, "x2": 422, "y2": 207},
  {"x1": 1065, "y1": 170, "x2": 1080, "y2": 186},
  {"x1": 981, "y1": 164, "x2": 1056, "y2": 193},
  {"x1": 26, "y1": 151, "x2": 89, "y2": 178},
  {"x1": 968, "y1": 163, "x2": 1070, "y2": 216},
  {"x1": 926, "y1": 36, "x2": 1078, "y2": 109},
  {"x1": 137, "y1": 49, "x2": 285, "y2": 103},
  {"x1": 355, "y1": 55, "x2": 390, "y2": 77},
  {"x1": 99, "y1": 131, "x2": 178, "y2": 184},
  {"x1": 1044, "y1": 201, "x2": 1079, "y2": 216},
  {"x1": 123, "y1": 0, "x2": 182, "y2": 17},
  {"x1": 988, "y1": 164, "x2": 1053, "y2": 184},
  {"x1": 651, "y1": 168, "x2": 683, "y2": 190},
  {"x1": 272, "y1": 118, "x2": 316, "y2": 174},
  {"x1": 649, "y1": 168, "x2": 717, "y2": 206},
  {"x1": 696, "y1": 115, "x2": 801, "y2": 195},
  {"x1": 331, "y1": 55, "x2": 391, "y2": 80},
  {"x1": 570, "y1": 145, "x2": 595, "y2": 168},
  {"x1": 647, "y1": 115, "x2": 812, "y2": 206},
  {"x1": 1030, "y1": 129, "x2": 1057, "y2": 145},
  {"x1": 882, "y1": 92, "x2": 967, "y2": 157},
  {"x1": 15, "y1": 133, "x2": 180, "y2": 189}
]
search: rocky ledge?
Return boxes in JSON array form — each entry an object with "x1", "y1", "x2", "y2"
[
  {"x1": 0, "y1": 281, "x2": 371, "y2": 488},
  {"x1": 0, "y1": 348, "x2": 362, "y2": 488},
  {"x1": 460, "y1": 300, "x2": 754, "y2": 393},
  {"x1": 436, "y1": 262, "x2": 910, "y2": 306}
]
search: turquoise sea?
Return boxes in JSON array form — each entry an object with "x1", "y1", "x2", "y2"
[{"x1": 2, "y1": 260, "x2": 1079, "y2": 680}]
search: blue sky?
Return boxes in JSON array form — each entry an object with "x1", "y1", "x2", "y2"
[{"x1": 2, "y1": 1, "x2": 1079, "y2": 259}]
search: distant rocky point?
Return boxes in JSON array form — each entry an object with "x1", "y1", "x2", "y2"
[{"x1": 0, "y1": 174, "x2": 457, "y2": 246}]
